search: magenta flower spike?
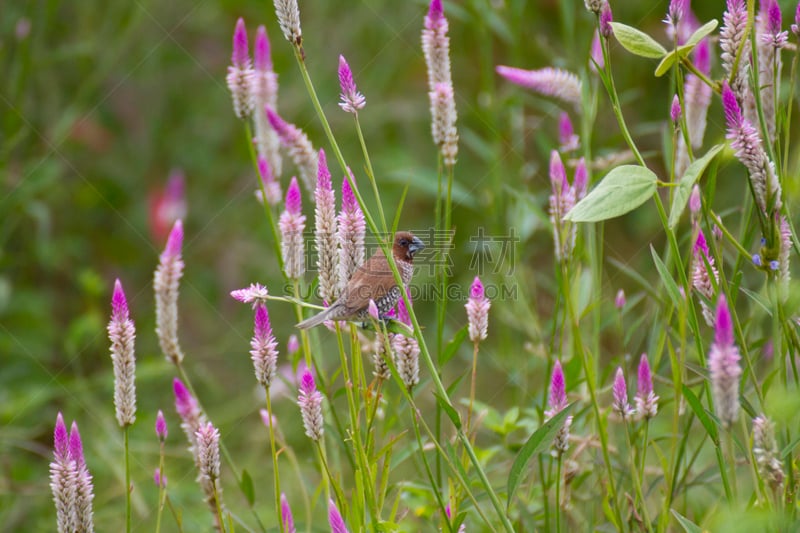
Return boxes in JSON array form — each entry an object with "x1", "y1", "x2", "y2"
[
  {"x1": 249, "y1": 24, "x2": 282, "y2": 177},
  {"x1": 761, "y1": 0, "x2": 788, "y2": 48},
  {"x1": 172, "y1": 377, "x2": 206, "y2": 448},
  {"x1": 612, "y1": 367, "x2": 634, "y2": 420},
  {"x1": 667, "y1": 0, "x2": 687, "y2": 26},
  {"x1": 257, "y1": 156, "x2": 282, "y2": 206},
  {"x1": 709, "y1": 294, "x2": 742, "y2": 428},
  {"x1": 558, "y1": 112, "x2": 579, "y2": 152},
  {"x1": 692, "y1": 229, "x2": 718, "y2": 326},
  {"x1": 68, "y1": 421, "x2": 95, "y2": 532},
  {"x1": 615, "y1": 289, "x2": 626, "y2": 310},
  {"x1": 599, "y1": 2, "x2": 613, "y2": 38},
  {"x1": 266, "y1": 107, "x2": 318, "y2": 193},
  {"x1": 253, "y1": 25, "x2": 272, "y2": 72},
  {"x1": 298, "y1": 368, "x2": 324, "y2": 441},
  {"x1": 574, "y1": 157, "x2": 588, "y2": 200},
  {"x1": 368, "y1": 299, "x2": 380, "y2": 321},
  {"x1": 153, "y1": 468, "x2": 167, "y2": 488},
  {"x1": 722, "y1": 82, "x2": 781, "y2": 213},
  {"x1": 590, "y1": 31, "x2": 605, "y2": 72},
  {"x1": 549, "y1": 150, "x2": 576, "y2": 261},
  {"x1": 496, "y1": 66, "x2": 582, "y2": 107},
  {"x1": 792, "y1": 2, "x2": 800, "y2": 35},
  {"x1": 50, "y1": 413, "x2": 78, "y2": 533},
  {"x1": 670, "y1": 94, "x2": 682, "y2": 124},
  {"x1": 226, "y1": 18, "x2": 253, "y2": 119},
  {"x1": 315, "y1": 148, "x2": 339, "y2": 303},
  {"x1": 635, "y1": 354, "x2": 659, "y2": 419},
  {"x1": 338, "y1": 174, "x2": 366, "y2": 292},
  {"x1": 230, "y1": 282, "x2": 270, "y2": 307},
  {"x1": 156, "y1": 410, "x2": 168, "y2": 442},
  {"x1": 287, "y1": 334, "x2": 300, "y2": 356},
  {"x1": 279, "y1": 177, "x2": 306, "y2": 280},
  {"x1": 689, "y1": 184, "x2": 702, "y2": 216},
  {"x1": 338, "y1": 55, "x2": 366, "y2": 113},
  {"x1": 281, "y1": 493, "x2": 297, "y2": 533},
  {"x1": 465, "y1": 276, "x2": 490, "y2": 343},
  {"x1": 54, "y1": 413, "x2": 69, "y2": 462},
  {"x1": 68, "y1": 422, "x2": 84, "y2": 468},
  {"x1": 546, "y1": 360, "x2": 572, "y2": 456},
  {"x1": 108, "y1": 279, "x2": 136, "y2": 427},
  {"x1": 328, "y1": 499, "x2": 350, "y2": 533},
  {"x1": 251, "y1": 303, "x2": 279, "y2": 388},
  {"x1": 155, "y1": 220, "x2": 185, "y2": 366}
]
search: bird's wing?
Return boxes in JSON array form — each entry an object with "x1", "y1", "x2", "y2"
[{"x1": 340, "y1": 251, "x2": 398, "y2": 313}]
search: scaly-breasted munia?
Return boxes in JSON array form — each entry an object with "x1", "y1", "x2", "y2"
[{"x1": 296, "y1": 231, "x2": 425, "y2": 329}]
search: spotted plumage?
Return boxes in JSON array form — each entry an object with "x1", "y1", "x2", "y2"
[{"x1": 296, "y1": 231, "x2": 424, "y2": 329}]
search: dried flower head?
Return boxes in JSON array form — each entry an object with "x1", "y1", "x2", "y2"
[
  {"x1": 465, "y1": 276, "x2": 490, "y2": 342},
  {"x1": 708, "y1": 294, "x2": 742, "y2": 428},
  {"x1": 338, "y1": 55, "x2": 366, "y2": 113},
  {"x1": 273, "y1": 0, "x2": 301, "y2": 45},
  {"x1": 753, "y1": 415, "x2": 784, "y2": 491},
  {"x1": 584, "y1": 0, "x2": 605, "y2": 14},
  {"x1": 108, "y1": 279, "x2": 136, "y2": 427},
  {"x1": 279, "y1": 177, "x2": 306, "y2": 280},
  {"x1": 154, "y1": 220, "x2": 185, "y2": 365}
]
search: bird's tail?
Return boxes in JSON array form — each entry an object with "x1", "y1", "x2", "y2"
[{"x1": 296, "y1": 308, "x2": 333, "y2": 330}]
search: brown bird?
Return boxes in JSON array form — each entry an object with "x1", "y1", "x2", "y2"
[{"x1": 296, "y1": 231, "x2": 425, "y2": 329}]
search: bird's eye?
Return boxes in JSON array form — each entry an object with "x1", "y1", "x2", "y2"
[{"x1": 400, "y1": 239, "x2": 408, "y2": 246}]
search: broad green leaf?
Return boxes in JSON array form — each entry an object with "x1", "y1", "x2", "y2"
[
  {"x1": 655, "y1": 49, "x2": 682, "y2": 77},
  {"x1": 565, "y1": 165, "x2": 657, "y2": 222},
  {"x1": 672, "y1": 510, "x2": 704, "y2": 533},
  {"x1": 685, "y1": 20, "x2": 718, "y2": 48},
  {"x1": 650, "y1": 245, "x2": 683, "y2": 308},
  {"x1": 668, "y1": 144, "x2": 724, "y2": 228},
  {"x1": 682, "y1": 384, "x2": 719, "y2": 445},
  {"x1": 240, "y1": 468, "x2": 255, "y2": 507},
  {"x1": 434, "y1": 393, "x2": 462, "y2": 430},
  {"x1": 610, "y1": 22, "x2": 667, "y2": 59},
  {"x1": 655, "y1": 20, "x2": 717, "y2": 76},
  {"x1": 506, "y1": 403, "x2": 575, "y2": 507}
]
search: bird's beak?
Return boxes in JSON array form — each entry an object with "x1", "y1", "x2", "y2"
[{"x1": 408, "y1": 236, "x2": 425, "y2": 255}]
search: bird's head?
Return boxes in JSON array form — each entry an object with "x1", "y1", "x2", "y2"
[{"x1": 393, "y1": 231, "x2": 425, "y2": 262}]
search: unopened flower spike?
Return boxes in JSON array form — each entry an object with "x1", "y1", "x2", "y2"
[
  {"x1": 599, "y1": 3, "x2": 613, "y2": 38},
  {"x1": 226, "y1": 18, "x2": 253, "y2": 119},
  {"x1": 635, "y1": 354, "x2": 659, "y2": 420},
  {"x1": 338, "y1": 55, "x2": 366, "y2": 113},
  {"x1": 156, "y1": 410, "x2": 168, "y2": 442},
  {"x1": 615, "y1": 289, "x2": 626, "y2": 310},
  {"x1": 670, "y1": 94, "x2": 681, "y2": 125},
  {"x1": 558, "y1": 112, "x2": 579, "y2": 152},
  {"x1": 546, "y1": 360, "x2": 572, "y2": 456}
]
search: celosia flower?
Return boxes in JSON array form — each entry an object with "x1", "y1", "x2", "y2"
[
  {"x1": 779, "y1": 216, "x2": 791, "y2": 287},
  {"x1": 692, "y1": 229, "x2": 719, "y2": 326},
  {"x1": 266, "y1": 108, "x2": 318, "y2": 193},
  {"x1": 546, "y1": 360, "x2": 572, "y2": 456},
  {"x1": 612, "y1": 367, "x2": 634, "y2": 420},
  {"x1": 720, "y1": 0, "x2": 752, "y2": 109},
  {"x1": 635, "y1": 354, "x2": 659, "y2": 420},
  {"x1": 599, "y1": 3, "x2": 613, "y2": 38},
  {"x1": 615, "y1": 289, "x2": 626, "y2": 310},
  {"x1": 708, "y1": 294, "x2": 742, "y2": 428},
  {"x1": 757, "y1": 0, "x2": 788, "y2": 143},
  {"x1": 67, "y1": 422, "x2": 94, "y2": 533},
  {"x1": 315, "y1": 149, "x2": 339, "y2": 303},
  {"x1": 465, "y1": 276, "x2": 490, "y2": 342},
  {"x1": 251, "y1": 303, "x2": 279, "y2": 387},
  {"x1": 792, "y1": 2, "x2": 800, "y2": 35},
  {"x1": 689, "y1": 184, "x2": 702, "y2": 219},
  {"x1": 338, "y1": 55, "x2": 366, "y2": 113},
  {"x1": 154, "y1": 220, "x2": 185, "y2": 365},
  {"x1": 430, "y1": 81, "x2": 459, "y2": 166},
  {"x1": 392, "y1": 295, "x2": 420, "y2": 389},
  {"x1": 230, "y1": 282, "x2": 270, "y2": 307},
  {"x1": 256, "y1": 154, "x2": 282, "y2": 208},
  {"x1": 590, "y1": 31, "x2": 605, "y2": 72},
  {"x1": 226, "y1": 18, "x2": 253, "y2": 119},
  {"x1": 574, "y1": 157, "x2": 588, "y2": 200},
  {"x1": 156, "y1": 409, "x2": 168, "y2": 442},
  {"x1": 549, "y1": 151, "x2": 577, "y2": 261},
  {"x1": 195, "y1": 422, "x2": 221, "y2": 483},
  {"x1": 328, "y1": 499, "x2": 350, "y2": 533},
  {"x1": 250, "y1": 26, "x2": 282, "y2": 176},
  {"x1": 50, "y1": 413, "x2": 78, "y2": 533},
  {"x1": 368, "y1": 299, "x2": 380, "y2": 321},
  {"x1": 496, "y1": 66, "x2": 582, "y2": 108},
  {"x1": 584, "y1": 0, "x2": 605, "y2": 14},
  {"x1": 670, "y1": 94, "x2": 681, "y2": 125},
  {"x1": 279, "y1": 177, "x2": 306, "y2": 280},
  {"x1": 558, "y1": 112, "x2": 579, "y2": 152},
  {"x1": 108, "y1": 279, "x2": 136, "y2": 427},
  {"x1": 665, "y1": 0, "x2": 687, "y2": 27},
  {"x1": 337, "y1": 175, "x2": 365, "y2": 291},
  {"x1": 287, "y1": 334, "x2": 300, "y2": 356},
  {"x1": 753, "y1": 415, "x2": 784, "y2": 490},
  {"x1": 422, "y1": 0, "x2": 452, "y2": 89},
  {"x1": 173, "y1": 378, "x2": 207, "y2": 451},
  {"x1": 298, "y1": 369, "x2": 324, "y2": 441},
  {"x1": 372, "y1": 331, "x2": 392, "y2": 381},
  {"x1": 722, "y1": 82, "x2": 781, "y2": 213},
  {"x1": 273, "y1": 0, "x2": 301, "y2": 45},
  {"x1": 281, "y1": 493, "x2": 297, "y2": 533}
]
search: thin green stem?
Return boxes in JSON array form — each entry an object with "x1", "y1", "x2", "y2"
[
  {"x1": 555, "y1": 455, "x2": 563, "y2": 533},
  {"x1": 725, "y1": 429, "x2": 738, "y2": 502},
  {"x1": 624, "y1": 422, "x2": 653, "y2": 533},
  {"x1": 155, "y1": 443, "x2": 166, "y2": 533},
  {"x1": 124, "y1": 425, "x2": 131, "y2": 533},
  {"x1": 353, "y1": 114, "x2": 387, "y2": 234},
  {"x1": 410, "y1": 404, "x2": 453, "y2": 533},
  {"x1": 466, "y1": 341, "x2": 479, "y2": 434},
  {"x1": 265, "y1": 392, "x2": 284, "y2": 533}
]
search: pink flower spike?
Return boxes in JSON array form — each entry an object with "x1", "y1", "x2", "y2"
[
  {"x1": 285, "y1": 177, "x2": 302, "y2": 215},
  {"x1": 590, "y1": 31, "x2": 605, "y2": 71},
  {"x1": 251, "y1": 303, "x2": 279, "y2": 387},
  {"x1": 230, "y1": 282, "x2": 270, "y2": 306},
  {"x1": 721, "y1": 82, "x2": 742, "y2": 129},
  {"x1": 156, "y1": 410, "x2": 168, "y2": 442},
  {"x1": 615, "y1": 289, "x2": 626, "y2": 310},
  {"x1": 549, "y1": 150, "x2": 567, "y2": 190},
  {"x1": 599, "y1": 3, "x2": 613, "y2": 38},
  {"x1": 689, "y1": 184, "x2": 701, "y2": 215},
  {"x1": 328, "y1": 499, "x2": 350, "y2": 533},
  {"x1": 574, "y1": 158, "x2": 588, "y2": 199},
  {"x1": 281, "y1": 494, "x2": 297, "y2": 533},
  {"x1": 466, "y1": 276, "x2": 490, "y2": 342},
  {"x1": 427, "y1": 0, "x2": 444, "y2": 27},
  {"x1": 793, "y1": 2, "x2": 800, "y2": 35},
  {"x1": 163, "y1": 220, "x2": 183, "y2": 260},
  {"x1": 635, "y1": 353, "x2": 659, "y2": 420},
  {"x1": 496, "y1": 65, "x2": 582, "y2": 107},
  {"x1": 396, "y1": 293, "x2": 412, "y2": 326},
  {"x1": 670, "y1": 94, "x2": 682, "y2": 124},
  {"x1": 341, "y1": 176, "x2": 357, "y2": 212},
  {"x1": 317, "y1": 148, "x2": 331, "y2": 191},
  {"x1": 668, "y1": 0, "x2": 687, "y2": 25},
  {"x1": 766, "y1": 0, "x2": 782, "y2": 36},
  {"x1": 368, "y1": 299, "x2": 380, "y2": 321},
  {"x1": 254, "y1": 25, "x2": 272, "y2": 72},
  {"x1": 547, "y1": 360, "x2": 567, "y2": 416},
  {"x1": 53, "y1": 412, "x2": 69, "y2": 462},
  {"x1": 558, "y1": 112, "x2": 579, "y2": 151},
  {"x1": 68, "y1": 421, "x2": 85, "y2": 469},
  {"x1": 232, "y1": 18, "x2": 249, "y2": 68},
  {"x1": 612, "y1": 367, "x2": 634, "y2": 420},
  {"x1": 154, "y1": 468, "x2": 167, "y2": 488},
  {"x1": 338, "y1": 55, "x2": 366, "y2": 113},
  {"x1": 470, "y1": 276, "x2": 484, "y2": 300},
  {"x1": 637, "y1": 354, "x2": 653, "y2": 397},
  {"x1": 287, "y1": 334, "x2": 300, "y2": 355},
  {"x1": 299, "y1": 369, "x2": 316, "y2": 396},
  {"x1": 173, "y1": 378, "x2": 197, "y2": 420},
  {"x1": 715, "y1": 294, "x2": 734, "y2": 347},
  {"x1": 111, "y1": 279, "x2": 129, "y2": 322}
]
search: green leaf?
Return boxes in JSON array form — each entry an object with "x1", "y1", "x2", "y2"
[
  {"x1": 668, "y1": 144, "x2": 724, "y2": 228},
  {"x1": 655, "y1": 50, "x2": 681, "y2": 77},
  {"x1": 654, "y1": 20, "x2": 717, "y2": 76},
  {"x1": 650, "y1": 245, "x2": 683, "y2": 308},
  {"x1": 506, "y1": 403, "x2": 575, "y2": 507},
  {"x1": 671, "y1": 509, "x2": 704, "y2": 533},
  {"x1": 685, "y1": 19, "x2": 718, "y2": 48},
  {"x1": 565, "y1": 165, "x2": 657, "y2": 222},
  {"x1": 240, "y1": 468, "x2": 255, "y2": 507},
  {"x1": 682, "y1": 384, "x2": 719, "y2": 445},
  {"x1": 781, "y1": 433, "x2": 800, "y2": 459},
  {"x1": 441, "y1": 326, "x2": 468, "y2": 366},
  {"x1": 610, "y1": 22, "x2": 667, "y2": 59},
  {"x1": 434, "y1": 393, "x2": 462, "y2": 430}
]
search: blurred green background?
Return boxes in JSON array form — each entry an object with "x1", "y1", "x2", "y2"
[{"x1": 2, "y1": 0, "x2": 797, "y2": 530}]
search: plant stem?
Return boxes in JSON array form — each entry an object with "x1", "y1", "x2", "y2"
[
  {"x1": 124, "y1": 425, "x2": 131, "y2": 533},
  {"x1": 265, "y1": 391, "x2": 284, "y2": 533},
  {"x1": 467, "y1": 341, "x2": 479, "y2": 434},
  {"x1": 555, "y1": 455, "x2": 563, "y2": 533},
  {"x1": 155, "y1": 443, "x2": 166, "y2": 533}
]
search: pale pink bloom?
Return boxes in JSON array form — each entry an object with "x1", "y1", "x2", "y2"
[
  {"x1": 635, "y1": 354, "x2": 659, "y2": 420},
  {"x1": 546, "y1": 360, "x2": 572, "y2": 456},
  {"x1": 266, "y1": 108, "x2": 318, "y2": 193},
  {"x1": 279, "y1": 177, "x2": 306, "y2": 279},
  {"x1": 226, "y1": 18, "x2": 253, "y2": 119},
  {"x1": 497, "y1": 66, "x2": 582, "y2": 107},
  {"x1": 251, "y1": 303, "x2": 279, "y2": 387},
  {"x1": 709, "y1": 294, "x2": 741, "y2": 428},
  {"x1": 108, "y1": 279, "x2": 136, "y2": 427},
  {"x1": 558, "y1": 112, "x2": 580, "y2": 152},
  {"x1": 256, "y1": 154, "x2": 282, "y2": 208},
  {"x1": 337, "y1": 175, "x2": 365, "y2": 292},
  {"x1": 615, "y1": 289, "x2": 626, "y2": 310},
  {"x1": 250, "y1": 26, "x2": 281, "y2": 176},
  {"x1": 338, "y1": 55, "x2": 366, "y2": 113},
  {"x1": 298, "y1": 369, "x2": 324, "y2": 441},
  {"x1": 230, "y1": 283, "x2": 270, "y2": 307},
  {"x1": 465, "y1": 277, "x2": 490, "y2": 342},
  {"x1": 692, "y1": 229, "x2": 719, "y2": 326},
  {"x1": 430, "y1": 82, "x2": 459, "y2": 166},
  {"x1": 154, "y1": 220, "x2": 185, "y2": 365},
  {"x1": 314, "y1": 149, "x2": 339, "y2": 303},
  {"x1": 612, "y1": 367, "x2": 634, "y2": 420},
  {"x1": 753, "y1": 415, "x2": 784, "y2": 490}
]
